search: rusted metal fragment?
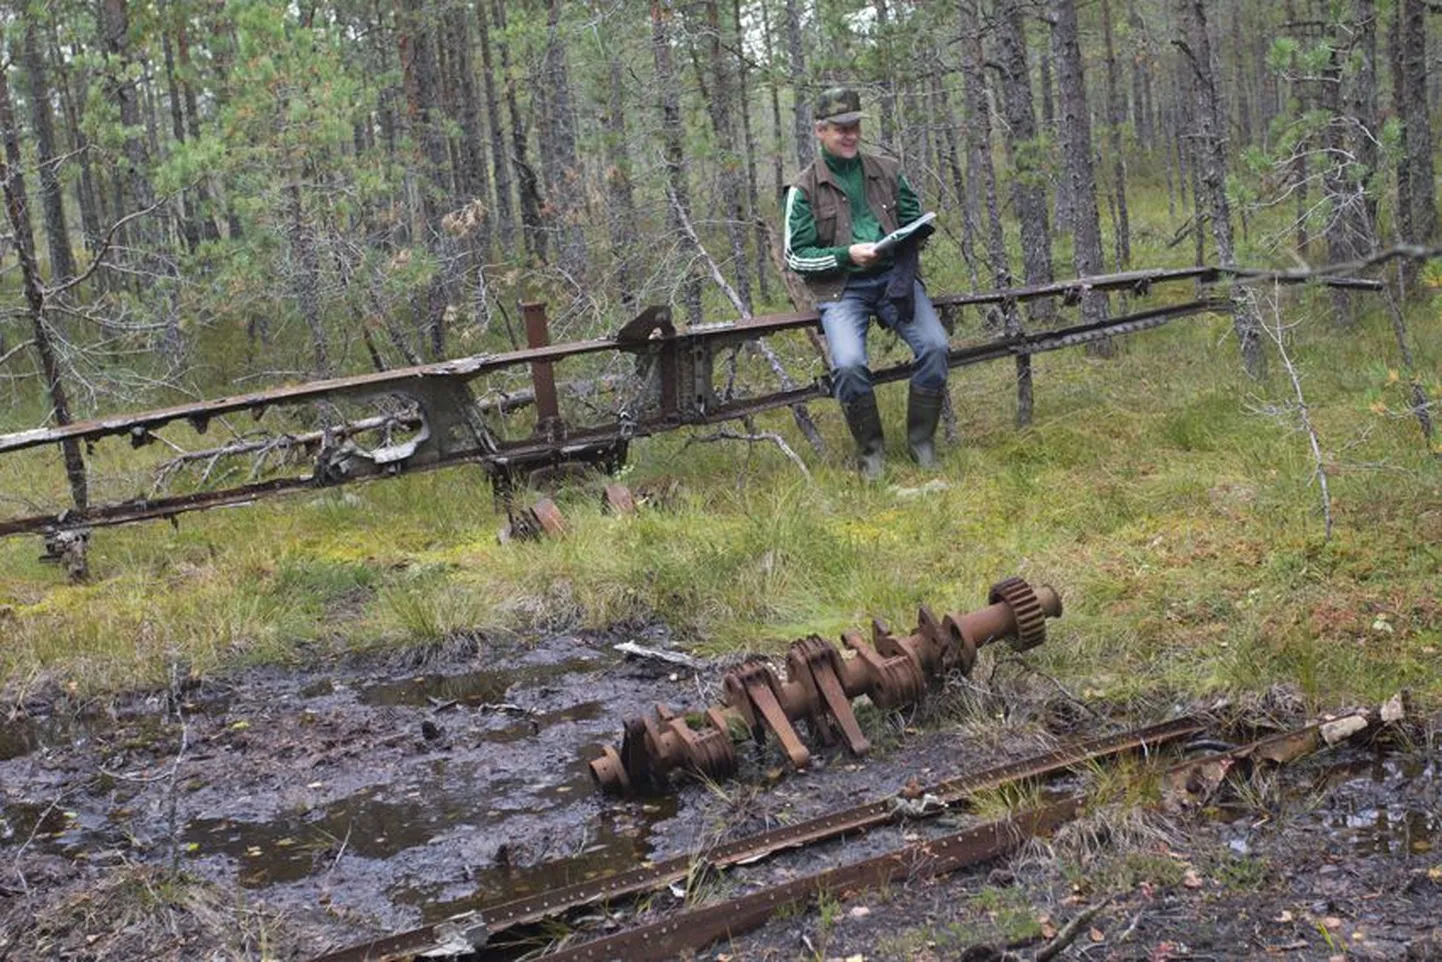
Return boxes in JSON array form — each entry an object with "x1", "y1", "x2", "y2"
[
  {"x1": 301, "y1": 718, "x2": 1202, "y2": 962},
  {"x1": 1161, "y1": 709, "x2": 1376, "y2": 811},
  {"x1": 528, "y1": 799, "x2": 1083, "y2": 962},
  {"x1": 498, "y1": 498, "x2": 568, "y2": 544},
  {"x1": 590, "y1": 578, "x2": 1065, "y2": 794},
  {"x1": 601, "y1": 483, "x2": 635, "y2": 514}
]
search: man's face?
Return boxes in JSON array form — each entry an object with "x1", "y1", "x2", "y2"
[{"x1": 816, "y1": 120, "x2": 861, "y2": 159}]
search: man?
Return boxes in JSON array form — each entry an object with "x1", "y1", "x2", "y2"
[{"x1": 783, "y1": 86, "x2": 947, "y2": 480}]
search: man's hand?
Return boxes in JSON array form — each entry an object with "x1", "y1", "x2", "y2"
[{"x1": 848, "y1": 242, "x2": 880, "y2": 268}]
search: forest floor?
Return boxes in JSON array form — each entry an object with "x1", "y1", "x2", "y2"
[{"x1": 2, "y1": 629, "x2": 1438, "y2": 962}]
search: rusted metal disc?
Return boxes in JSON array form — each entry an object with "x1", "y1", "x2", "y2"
[
  {"x1": 989, "y1": 576, "x2": 1047, "y2": 652},
  {"x1": 603, "y1": 483, "x2": 636, "y2": 514},
  {"x1": 529, "y1": 497, "x2": 567, "y2": 537}
]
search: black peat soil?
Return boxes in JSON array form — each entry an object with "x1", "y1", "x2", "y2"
[{"x1": 1, "y1": 632, "x2": 1438, "y2": 962}]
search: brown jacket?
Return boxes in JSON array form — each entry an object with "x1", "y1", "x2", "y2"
[{"x1": 790, "y1": 152, "x2": 903, "y2": 301}]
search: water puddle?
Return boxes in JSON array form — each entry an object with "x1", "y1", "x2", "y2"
[
  {"x1": 0, "y1": 800, "x2": 107, "y2": 853},
  {"x1": 1310, "y1": 755, "x2": 1438, "y2": 856},
  {"x1": 392, "y1": 760, "x2": 681, "y2": 924},
  {"x1": 1, "y1": 695, "x2": 232, "y2": 762},
  {"x1": 180, "y1": 749, "x2": 649, "y2": 892},
  {"x1": 358, "y1": 658, "x2": 599, "y2": 709}
]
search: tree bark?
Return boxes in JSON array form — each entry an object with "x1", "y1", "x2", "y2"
[
  {"x1": 652, "y1": 0, "x2": 702, "y2": 325},
  {"x1": 1176, "y1": 0, "x2": 1265, "y2": 378},
  {"x1": 396, "y1": 0, "x2": 454, "y2": 356},
  {"x1": 959, "y1": 1, "x2": 1029, "y2": 424},
  {"x1": 1051, "y1": 0, "x2": 1111, "y2": 354},
  {"x1": 784, "y1": 0, "x2": 812, "y2": 173},
  {"x1": 160, "y1": 17, "x2": 201, "y2": 254},
  {"x1": 445, "y1": 5, "x2": 492, "y2": 261},
  {"x1": 1100, "y1": 0, "x2": 1131, "y2": 270},
  {"x1": 995, "y1": 0, "x2": 1054, "y2": 322},
  {"x1": 1350, "y1": 0, "x2": 1379, "y2": 246},
  {"x1": 22, "y1": 19, "x2": 77, "y2": 282},
  {"x1": 601, "y1": 35, "x2": 639, "y2": 310},
  {"x1": 538, "y1": 0, "x2": 586, "y2": 277},
  {"x1": 475, "y1": 0, "x2": 514, "y2": 255},
  {"x1": 734, "y1": 0, "x2": 771, "y2": 304},
  {"x1": 0, "y1": 64, "x2": 88, "y2": 510},
  {"x1": 493, "y1": 0, "x2": 545, "y2": 265},
  {"x1": 699, "y1": 0, "x2": 753, "y2": 314},
  {"x1": 1400, "y1": 0, "x2": 1438, "y2": 265}
]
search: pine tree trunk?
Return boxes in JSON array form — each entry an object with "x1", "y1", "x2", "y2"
[
  {"x1": 539, "y1": 0, "x2": 586, "y2": 277},
  {"x1": 1389, "y1": 5, "x2": 1415, "y2": 286},
  {"x1": 1228, "y1": 0, "x2": 1252, "y2": 147},
  {"x1": 1100, "y1": 0, "x2": 1131, "y2": 269},
  {"x1": 396, "y1": 0, "x2": 454, "y2": 356},
  {"x1": 701, "y1": 0, "x2": 752, "y2": 314},
  {"x1": 602, "y1": 42, "x2": 639, "y2": 310},
  {"x1": 0, "y1": 65, "x2": 87, "y2": 510},
  {"x1": 1127, "y1": 0, "x2": 1153, "y2": 150},
  {"x1": 475, "y1": 0, "x2": 515, "y2": 256},
  {"x1": 652, "y1": 0, "x2": 702, "y2": 325},
  {"x1": 784, "y1": 0, "x2": 811, "y2": 173},
  {"x1": 101, "y1": 0, "x2": 155, "y2": 253},
  {"x1": 1401, "y1": 0, "x2": 1439, "y2": 257},
  {"x1": 49, "y1": 30, "x2": 105, "y2": 261},
  {"x1": 1177, "y1": 0, "x2": 1264, "y2": 377},
  {"x1": 1351, "y1": 0, "x2": 1379, "y2": 246},
  {"x1": 872, "y1": 0, "x2": 898, "y2": 148},
  {"x1": 22, "y1": 20, "x2": 77, "y2": 282},
  {"x1": 1284, "y1": 0, "x2": 1309, "y2": 256},
  {"x1": 734, "y1": 0, "x2": 771, "y2": 304},
  {"x1": 287, "y1": 181, "x2": 329, "y2": 375},
  {"x1": 494, "y1": 0, "x2": 545, "y2": 265},
  {"x1": 1051, "y1": 0, "x2": 1112, "y2": 354},
  {"x1": 959, "y1": 1, "x2": 1029, "y2": 424},
  {"x1": 174, "y1": 18, "x2": 220, "y2": 242},
  {"x1": 996, "y1": 0, "x2": 1053, "y2": 321},
  {"x1": 446, "y1": 5, "x2": 492, "y2": 261},
  {"x1": 160, "y1": 21, "x2": 201, "y2": 254}
]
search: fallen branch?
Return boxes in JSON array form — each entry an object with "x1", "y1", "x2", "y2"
[
  {"x1": 1249, "y1": 285, "x2": 1333, "y2": 540},
  {"x1": 1034, "y1": 895, "x2": 1115, "y2": 962},
  {"x1": 668, "y1": 185, "x2": 826, "y2": 457},
  {"x1": 614, "y1": 641, "x2": 704, "y2": 670},
  {"x1": 685, "y1": 428, "x2": 812, "y2": 480}
]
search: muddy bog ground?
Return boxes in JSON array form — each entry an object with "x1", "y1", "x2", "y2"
[{"x1": 2, "y1": 629, "x2": 1438, "y2": 961}]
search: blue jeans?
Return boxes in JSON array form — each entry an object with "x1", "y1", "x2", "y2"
[{"x1": 817, "y1": 268, "x2": 949, "y2": 405}]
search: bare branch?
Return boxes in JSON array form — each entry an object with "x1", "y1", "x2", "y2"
[
  {"x1": 685, "y1": 428, "x2": 812, "y2": 480},
  {"x1": 43, "y1": 195, "x2": 174, "y2": 298},
  {"x1": 0, "y1": 338, "x2": 34, "y2": 368}
]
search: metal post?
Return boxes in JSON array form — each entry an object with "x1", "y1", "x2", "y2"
[{"x1": 520, "y1": 301, "x2": 561, "y2": 433}]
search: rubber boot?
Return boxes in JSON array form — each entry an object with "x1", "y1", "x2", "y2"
[
  {"x1": 906, "y1": 384, "x2": 945, "y2": 468},
  {"x1": 841, "y1": 393, "x2": 885, "y2": 481}
]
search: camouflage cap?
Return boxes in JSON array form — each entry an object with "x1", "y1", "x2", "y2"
[{"x1": 814, "y1": 87, "x2": 866, "y2": 125}]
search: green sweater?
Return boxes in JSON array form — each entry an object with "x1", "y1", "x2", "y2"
[{"x1": 783, "y1": 149, "x2": 923, "y2": 275}]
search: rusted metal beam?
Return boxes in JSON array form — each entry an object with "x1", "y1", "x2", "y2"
[
  {"x1": 0, "y1": 257, "x2": 1379, "y2": 458},
  {"x1": 502, "y1": 800, "x2": 1083, "y2": 962},
  {"x1": 302, "y1": 716, "x2": 1203, "y2": 962},
  {"x1": 0, "y1": 299, "x2": 1229, "y2": 539}
]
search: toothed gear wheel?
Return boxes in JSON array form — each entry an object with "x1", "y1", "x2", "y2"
[{"x1": 989, "y1": 577, "x2": 1047, "y2": 652}]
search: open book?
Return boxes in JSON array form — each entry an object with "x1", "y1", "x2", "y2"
[{"x1": 871, "y1": 211, "x2": 937, "y2": 256}]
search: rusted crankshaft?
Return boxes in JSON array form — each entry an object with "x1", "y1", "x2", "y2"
[{"x1": 589, "y1": 576, "x2": 1062, "y2": 794}]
